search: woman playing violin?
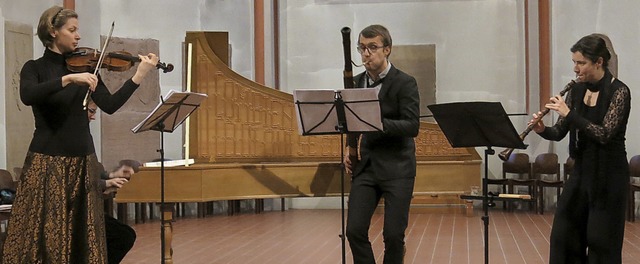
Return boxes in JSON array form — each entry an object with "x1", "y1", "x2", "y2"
[{"x1": 2, "y1": 5, "x2": 158, "y2": 263}]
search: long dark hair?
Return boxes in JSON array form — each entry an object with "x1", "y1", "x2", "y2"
[{"x1": 570, "y1": 35, "x2": 611, "y2": 70}]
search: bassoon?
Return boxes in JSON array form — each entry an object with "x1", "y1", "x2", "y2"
[
  {"x1": 498, "y1": 79, "x2": 577, "y2": 161},
  {"x1": 339, "y1": 26, "x2": 356, "y2": 264},
  {"x1": 341, "y1": 27, "x2": 355, "y2": 89},
  {"x1": 340, "y1": 26, "x2": 359, "y2": 162}
]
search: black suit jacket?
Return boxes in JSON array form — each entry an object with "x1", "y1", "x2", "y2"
[{"x1": 348, "y1": 64, "x2": 420, "y2": 180}]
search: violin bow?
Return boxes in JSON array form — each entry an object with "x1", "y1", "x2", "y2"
[{"x1": 82, "y1": 21, "x2": 115, "y2": 110}]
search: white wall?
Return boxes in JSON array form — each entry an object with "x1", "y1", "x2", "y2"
[
  {"x1": 280, "y1": 0, "x2": 528, "y2": 184},
  {"x1": 1, "y1": 1, "x2": 639, "y2": 204},
  {"x1": 280, "y1": 0, "x2": 527, "y2": 115},
  {"x1": 550, "y1": 0, "x2": 640, "y2": 163},
  {"x1": 0, "y1": 0, "x2": 59, "y2": 169},
  {"x1": 97, "y1": 0, "x2": 254, "y2": 161},
  {"x1": 0, "y1": 0, "x2": 255, "y2": 165}
]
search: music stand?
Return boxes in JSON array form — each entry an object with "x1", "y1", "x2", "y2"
[
  {"x1": 132, "y1": 90, "x2": 207, "y2": 264},
  {"x1": 427, "y1": 102, "x2": 526, "y2": 264},
  {"x1": 294, "y1": 88, "x2": 382, "y2": 264}
]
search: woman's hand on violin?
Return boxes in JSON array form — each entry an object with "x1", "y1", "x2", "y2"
[
  {"x1": 62, "y1": 72, "x2": 98, "y2": 91},
  {"x1": 131, "y1": 53, "x2": 160, "y2": 84},
  {"x1": 529, "y1": 112, "x2": 546, "y2": 133},
  {"x1": 544, "y1": 95, "x2": 570, "y2": 117}
]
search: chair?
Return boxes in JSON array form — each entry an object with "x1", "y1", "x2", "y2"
[
  {"x1": 0, "y1": 170, "x2": 15, "y2": 257},
  {"x1": 486, "y1": 178, "x2": 511, "y2": 210},
  {"x1": 502, "y1": 153, "x2": 535, "y2": 211},
  {"x1": 629, "y1": 184, "x2": 640, "y2": 222},
  {"x1": 502, "y1": 153, "x2": 532, "y2": 181},
  {"x1": 12, "y1": 167, "x2": 22, "y2": 181},
  {"x1": 563, "y1": 157, "x2": 575, "y2": 181},
  {"x1": 532, "y1": 153, "x2": 562, "y2": 214},
  {"x1": 627, "y1": 155, "x2": 640, "y2": 221},
  {"x1": 0, "y1": 169, "x2": 17, "y2": 190}
]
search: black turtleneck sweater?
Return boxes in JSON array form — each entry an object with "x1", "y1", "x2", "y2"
[{"x1": 20, "y1": 48, "x2": 139, "y2": 157}]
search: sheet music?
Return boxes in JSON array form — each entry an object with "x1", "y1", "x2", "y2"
[
  {"x1": 293, "y1": 89, "x2": 338, "y2": 135},
  {"x1": 143, "y1": 158, "x2": 195, "y2": 167},
  {"x1": 340, "y1": 88, "x2": 382, "y2": 132},
  {"x1": 293, "y1": 88, "x2": 382, "y2": 135},
  {"x1": 132, "y1": 90, "x2": 208, "y2": 133},
  {"x1": 0, "y1": 204, "x2": 11, "y2": 212}
]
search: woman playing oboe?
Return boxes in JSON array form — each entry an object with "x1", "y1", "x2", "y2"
[{"x1": 530, "y1": 34, "x2": 631, "y2": 264}]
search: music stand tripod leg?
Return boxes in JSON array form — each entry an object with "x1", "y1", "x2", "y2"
[
  {"x1": 156, "y1": 124, "x2": 174, "y2": 264},
  {"x1": 339, "y1": 133, "x2": 347, "y2": 264},
  {"x1": 481, "y1": 147, "x2": 494, "y2": 264}
]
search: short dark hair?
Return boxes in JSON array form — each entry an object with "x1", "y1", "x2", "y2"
[
  {"x1": 359, "y1": 24, "x2": 392, "y2": 48},
  {"x1": 37, "y1": 6, "x2": 78, "y2": 48},
  {"x1": 570, "y1": 35, "x2": 611, "y2": 70},
  {"x1": 118, "y1": 160, "x2": 142, "y2": 173}
]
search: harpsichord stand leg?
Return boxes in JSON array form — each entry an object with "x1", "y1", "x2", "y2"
[{"x1": 160, "y1": 202, "x2": 175, "y2": 264}]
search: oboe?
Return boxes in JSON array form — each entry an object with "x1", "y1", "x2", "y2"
[{"x1": 498, "y1": 79, "x2": 577, "y2": 161}]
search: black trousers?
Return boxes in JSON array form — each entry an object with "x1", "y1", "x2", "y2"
[
  {"x1": 549, "y1": 168, "x2": 627, "y2": 264},
  {"x1": 346, "y1": 167, "x2": 415, "y2": 264},
  {"x1": 105, "y1": 214, "x2": 136, "y2": 264}
]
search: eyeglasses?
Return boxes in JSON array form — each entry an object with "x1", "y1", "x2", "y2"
[
  {"x1": 357, "y1": 44, "x2": 386, "y2": 54},
  {"x1": 88, "y1": 108, "x2": 97, "y2": 114}
]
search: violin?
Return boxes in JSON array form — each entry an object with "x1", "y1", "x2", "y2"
[{"x1": 66, "y1": 47, "x2": 174, "y2": 73}]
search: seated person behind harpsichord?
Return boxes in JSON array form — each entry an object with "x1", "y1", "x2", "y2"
[
  {"x1": 97, "y1": 160, "x2": 139, "y2": 264},
  {"x1": 89, "y1": 100, "x2": 140, "y2": 264}
]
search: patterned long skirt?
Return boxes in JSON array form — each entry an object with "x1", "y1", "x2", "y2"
[{"x1": 2, "y1": 152, "x2": 107, "y2": 264}]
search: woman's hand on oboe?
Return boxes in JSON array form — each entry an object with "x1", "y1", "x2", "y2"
[
  {"x1": 529, "y1": 112, "x2": 546, "y2": 133},
  {"x1": 545, "y1": 95, "x2": 571, "y2": 117}
]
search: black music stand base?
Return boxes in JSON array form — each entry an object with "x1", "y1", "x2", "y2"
[
  {"x1": 339, "y1": 133, "x2": 347, "y2": 264},
  {"x1": 481, "y1": 148, "x2": 493, "y2": 264},
  {"x1": 427, "y1": 102, "x2": 526, "y2": 264},
  {"x1": 132, "y1": 91, "x2": 205, "y2": 264},
  {"x1": 154, "y1": 123, "x2": 170, "y2": 264},
  {"x1": 295, "y1": 90, "x2": 382, "y2": 264}
]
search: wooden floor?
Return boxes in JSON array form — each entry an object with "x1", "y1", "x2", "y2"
[{"x1": 120, "y1": 209, "x2": 640, "y2": 264}]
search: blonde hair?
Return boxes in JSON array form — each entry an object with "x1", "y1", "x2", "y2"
[{"x1": 37, "y1": 6, "x2": 78, "y2": 48}]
